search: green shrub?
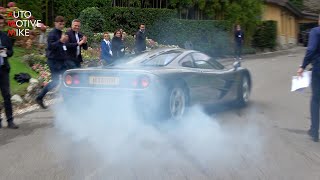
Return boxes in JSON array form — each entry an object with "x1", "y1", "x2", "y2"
[
  {"x1": 151, "y1": 19, "x2": 233, "y2": 57},
  {"x1": 22, "y1": 53, "x2": 47, "y2": 67},
  {"x1": 252, "y1": 20, "x2": 277, "y2": 50},
  {"x1": 99, "y1": 7, "x2": 177, "y2": 35},
  {"x1": 79, "y1": 7, "x2": 105, "y2": 46},
  {"x1": 54, "y1": 0, "x2": 112, "y2": 26},
  {"x1": 123, "y1": 34, "x2": 135, "y2": 53}
]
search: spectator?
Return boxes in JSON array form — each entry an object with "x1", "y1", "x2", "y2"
[
  {"x1": 234, "y1": 24, "x2": 244, "y2": 60},
  {"x1": 297, "y1": 14, "x2": 320, "y2": 142},
  {"x1": 36, "y1": 16, "x2": 69, "y2": 109},
  {"x1": 100, "y1": 32, "x2": 113, "y2": 65},
  {"x1": 135, "y1": 23, "x2": 146, "y2": 54},
  {"x1": 111, "y1": 29, "x2": 125, "y2": 60},
  {"x1": 65, "y1": 19, "x2": 88, "y2": 68},
  {"x1": 0, "y1": 15, "x2": 18, "y2": 129}
]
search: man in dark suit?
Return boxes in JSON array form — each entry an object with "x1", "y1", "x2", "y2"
[
  {"x1": 66, "y1": 19, "x2": 88, "y2": 68},
  {"x1": 234, "y1": 24, "x2": 244, "y2": 60},
  {"x1": 0, "y1": 15, "x2": 18, "y2": 129},
  {"x1": 297, "y1": 15, "x2": 320, "y2": 142},
  {"x1": 36, "y1": 16, "x2": 69, "y2": 109},
  {"x1": 135, "y1": 23, "x2": 146, "y2": 54}
]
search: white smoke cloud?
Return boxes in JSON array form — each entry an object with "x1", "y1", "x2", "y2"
[{"x1": 51, "y1": 86, "x2": 264, "y2": 177}]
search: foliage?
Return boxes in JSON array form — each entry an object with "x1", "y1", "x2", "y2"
[
  {"x1": 54, "y1": 0, "x2": 112, "y2": 26},
  {"x1": 123, "y1": 34, "x2": 135, "y2": 53},
  {"x1": 22, "y1": 53, "x2": 47, "y2": 67},
  {"x1": 78, "y1": 7, "x2": 105, "y2": 33},
  {"x1": 14, "y1": 0, "x2": 43, "y2": 19},
  {"x1": 22, "y1": 53, "x2": 49, "y2": 86},
  {"x1": 78, "y1": 7, "x2": 105, "y2": 47},
  {"x1": 252, "y1": 20, "x2": 277, "y2": 50},
  {"x1": 289, "y1": 0, "x2": 304, "y2": 9},
  {"x1": 99, "y1": 7, "x2": 177, "y2": 35},
  {"x1": 8, "y1": 47, "x2": 38, "y2": 96},
  {"x1": 82, "y1": 47, "x2": 100, "y2": 61},
  {"x1": 31, "y1": 63, "x2": 51, "y2": 87},
  {"x1": 152, "y1": 19, "x2": 233, "y2": 57},
  {"x1": 225, "y1": 0, "x2": 263, "y2": 45}
]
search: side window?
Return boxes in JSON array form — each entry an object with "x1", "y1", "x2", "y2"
[
  {"x1": 179, "y1": 55, "x2": 194, "y2": 68},
  {"x1": 194, "y1": 60, "x2": 215, "y2": 69},
  {"x1": 192, "y1": 52, "x2": 224, "y2": 70}
]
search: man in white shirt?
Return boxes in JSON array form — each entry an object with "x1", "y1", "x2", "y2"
[{"x1": 66, "y1": 19, "x2": 88, "y2": 68}]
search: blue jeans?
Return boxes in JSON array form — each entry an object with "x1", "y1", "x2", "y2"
[
  {"x1": 310, "y1": 70, "x2": 320, "y2": 137},
  {"x1": 235, "y1": 42, "x2": 242, "y2": 58},
  {"x1": 37, "y1": 59, "x2": 67, "y2": 99}
]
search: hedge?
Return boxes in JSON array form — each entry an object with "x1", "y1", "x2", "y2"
[
  {"x1": 97, "y1": 7, "x2": 234, "y2": 56},
  {"x1": 80, "y1": 7, "x2": 259, "y2": 57},
  {"x1": 99, "y1": 7, "x2": 177, "y2": 35},
  {"x1": 252, "y1": 20, "x2": 277, "y2": 50},
  {"x1": 150, "y1": 19, "x2": 233, "y2": 57}
]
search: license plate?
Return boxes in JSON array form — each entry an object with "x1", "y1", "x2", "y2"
[{"x1": 89, "y1": 76, "x2": 120, "y2": 85}]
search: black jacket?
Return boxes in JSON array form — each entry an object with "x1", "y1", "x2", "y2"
[
  {"x1": 65, "y1": 30, "x2": 88, "y2": 62},
  {"x1": 46, "y1": 28, "x2": 67, "y2": 60},
  {"x1": 0, "y1": 31, "x2": 13, "y2": 71},
  {"x1": 111, "y1": 36, "x2": 124, "y2": 60},
  {"x1": 234, "y1": 30, "x2": 244, "y2": 44},
  {"x1": 135, "y1": 30, "x2": 146, "y2": 53}
]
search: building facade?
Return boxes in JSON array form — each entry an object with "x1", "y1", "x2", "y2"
[{"x1": 263, "y1": 0, "x2": 318, "y2": 48}]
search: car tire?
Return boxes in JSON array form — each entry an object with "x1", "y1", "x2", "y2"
[
  {"x1": 164, "y1": 84, "x2": 188, "y2": 121},
  {"x1": 236, "y1": 75, "x2": 250, "y2": 107}
]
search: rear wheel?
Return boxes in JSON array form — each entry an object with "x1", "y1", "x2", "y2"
[
  {"x1": 237, "y1": 75, "x2": 250, "y2": 106},
  {"x1": 169, "y1": 87, "x2": 186, "y2": 119},
  {"x1": 161, "y1": 83, "x2": 188, "y2": 121}
]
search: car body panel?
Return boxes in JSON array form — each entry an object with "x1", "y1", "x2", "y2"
[{"x1": 61, "y1": 48, "x2": 251, "y2": 110}]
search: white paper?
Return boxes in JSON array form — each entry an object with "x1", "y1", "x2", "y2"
[
  {"x1": 0, "y1": 50, "x2": 7, "y2": 57},
  {"x1": 291, "y1": 71, "x2": 311, "y2": 92}
]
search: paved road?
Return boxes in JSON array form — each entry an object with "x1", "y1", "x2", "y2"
[{"x1": 1, "y1": 47, "x2": 320, "y2": 180}]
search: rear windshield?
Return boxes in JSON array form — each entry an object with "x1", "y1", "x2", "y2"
[
  {"x1": 109, "y1": 50, "x2": 182, "y2": 67},
  {"x1": 142, "y1": 51, "x2": 182, "y2": 66}
]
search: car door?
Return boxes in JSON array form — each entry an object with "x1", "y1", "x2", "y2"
[
  {"x1": 192, "y1": 53, "x2": 235, "y2": 103},
  {"x1": 178, "y1": 54, "x2": 211, "y2": 105}
]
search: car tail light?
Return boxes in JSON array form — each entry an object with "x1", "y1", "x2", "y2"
[
  {"x1": 65, "y1": 75, "x2": 72, "y2": 85},
  {"x1": 73, "y1": 75, "x2": 80, "y2": 85},
  {"x1": 131, "y1": 76, "x2": 150, "y2": 88},
  {"x1": 132, "y1": 79, "x2": 138, "y2": 87},
  {"x1": 65, "y1": 74, "x2": 80, "y2": 85},
  {"x1": 140, "y1": 76, "x2": 150, "y2": 88}
]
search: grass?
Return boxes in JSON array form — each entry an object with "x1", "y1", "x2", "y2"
[{"x1": 8, "y1": 47, "x2": 38, "y2": 97}]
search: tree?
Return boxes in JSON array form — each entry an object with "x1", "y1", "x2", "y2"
[
  {"x1": 226, "y1": 0, "x2": 263, "y2": 44},
  {"x1": 289, "y1": 0, "x2": 303, "y2": 9}
]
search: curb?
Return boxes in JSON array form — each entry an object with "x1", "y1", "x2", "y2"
[{"x1": 218, "y1": 46, "x2": 306, "y2": 63}]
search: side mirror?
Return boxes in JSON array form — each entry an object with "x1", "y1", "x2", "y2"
[{"x1": 233, "y1": 61, "x2": 241, "y2": 71}]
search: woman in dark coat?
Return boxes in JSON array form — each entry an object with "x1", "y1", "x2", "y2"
[{"x1": 111, "y1": 29, "x2": 125, "y2": 60}]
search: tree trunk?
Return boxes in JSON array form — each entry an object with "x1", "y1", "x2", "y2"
[{"x1": 45, "y1": 0, "x2": 48, "y2": 24}]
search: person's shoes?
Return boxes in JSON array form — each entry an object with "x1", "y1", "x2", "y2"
[
  {"x1": 308, "y1": 129, "x2": 313, "y2": 137},
  {"x1": 312, "y1": 136, "x2": 319, "y2": 142},
  {"x1": 308, "y1": 129, "x2": 319, "y2": 142},
  {"x1": 7, "y1": 122, "x2": 19, "y2": 129},
  {"x1": 36, "y1": 97, "x2": 47, "y2": 109}
]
